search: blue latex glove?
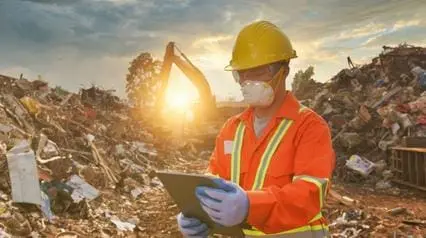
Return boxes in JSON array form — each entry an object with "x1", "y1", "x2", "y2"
[
  {"x1": 195, "y1": 178, "x2": 249, "y2": 227},
  {"x1": 176, "y1": 212, "x2": 209, "y2": 238}
]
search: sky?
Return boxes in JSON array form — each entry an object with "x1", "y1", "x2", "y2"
[{"x1": 0, "y1": 0, "x2": 425, "y2": 103}]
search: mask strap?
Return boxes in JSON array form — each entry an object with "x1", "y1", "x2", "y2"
[{"x1": 269, "y1": 66, "x2": 286, "y2": 93}]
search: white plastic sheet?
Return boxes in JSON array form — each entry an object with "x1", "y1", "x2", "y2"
[
  {"x1": 345, "y1": 155, "x2": 375, "y2": 177},
  {"x1": 6, "y1": 140, "x2": 42, "y2": 205},
  {"x1": 66, "y1": 175, "x2": 99, "y2": 202}
]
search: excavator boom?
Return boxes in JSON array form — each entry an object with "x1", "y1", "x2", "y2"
[{"x1": 156, "y1": 42, "x2": 216, "y2": 116}]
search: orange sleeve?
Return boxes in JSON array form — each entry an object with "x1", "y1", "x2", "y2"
[
  {"x1": 207, "y1": 134, "x2": 224, "y2": 176},
  {"x1": 246, "y1": 112, "x2": 335, "y2": 233},
  {"x1": 207, "y1": 118, "x2": 236, "y2": 178}
]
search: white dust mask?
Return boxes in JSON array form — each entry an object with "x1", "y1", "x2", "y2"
[{"x1": 240, "y1": 80, "x2": 274, "y2": 107}]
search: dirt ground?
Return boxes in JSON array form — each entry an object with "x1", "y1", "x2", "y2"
[{"x1": 135, "y1": 157, "x2": 426, "y2": 238}]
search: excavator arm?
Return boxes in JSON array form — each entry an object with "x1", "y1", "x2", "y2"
[{"x1": 156, "y1": 42, "x2": 216, "y2": 114}]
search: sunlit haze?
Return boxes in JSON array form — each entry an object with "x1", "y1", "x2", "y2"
[
  {"x1": 0, "y1": 0, "x2": 425, "y2": 102},
  {"x1": 164, "y1": 67, "x2": 199, "y2": 109}
]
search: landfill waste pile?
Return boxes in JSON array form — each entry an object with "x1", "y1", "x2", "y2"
[
  {"x1": 0, "y1": 44, "x2": 424, "y2": 238},
  {"x1": 293, "y1": 44, "x2": 426, "y2": 237},
  {"x1": 0, "y1": 74, "x2": 214, "y2": 237},
  {"x1": 293, "y1": 44, "x2": 426, "y2": 188}
]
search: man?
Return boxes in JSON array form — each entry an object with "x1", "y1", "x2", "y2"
[{"x1": 176, "y1": 20, "x2": 335, "y2": 237}]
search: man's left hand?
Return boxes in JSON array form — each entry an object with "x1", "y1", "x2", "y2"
[{"x1": 195, "y1": 178, "x2": 249, "y2": 227}]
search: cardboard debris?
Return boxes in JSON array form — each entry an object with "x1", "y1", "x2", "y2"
[
  {"x1": 345, "y1": 155, "x2": 376, "y2": 176},
  {"x1": 110, "y1": 216, "x2": 136, "y2": 232},
  {"x1": 66, "y1": 175, "x2": 99, "y2": 202},
  {"x1": 6, "y1": 140, "x2": 42, "y2": 205}
]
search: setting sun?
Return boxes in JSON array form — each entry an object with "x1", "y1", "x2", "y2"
[
  {"x1": 165, "y1": 90, "x2": 191, "y2": 110},
  {"x1": 163, "y1": 68, "x2": 200, "y2": 112}
]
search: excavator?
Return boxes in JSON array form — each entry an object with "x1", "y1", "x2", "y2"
[{"x1": 155, "y1": 42, "x2": 245, "y2": 125}]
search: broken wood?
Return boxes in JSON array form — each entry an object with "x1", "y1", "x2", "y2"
[{"x1": 328, "y1": 189, "x2": 356, "y2": 206}]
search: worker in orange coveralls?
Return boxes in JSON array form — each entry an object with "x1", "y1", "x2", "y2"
[{"x1": 176, "y1": 20, "x2": 335, "y2": 238}]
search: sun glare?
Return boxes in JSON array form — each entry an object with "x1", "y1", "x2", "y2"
[
  {"x1": 166, "y1": 91, "x2": 191, "y2": 110},
  {"x1": 164, "y1": 69, "x2": 200, "y2": 112}
]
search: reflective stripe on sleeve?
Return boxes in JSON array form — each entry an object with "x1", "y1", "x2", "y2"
[
  {"x1": 231, "y1": 122, "x2": 245, "y2": 184},
  {"x1": 292, "y1": 175, "x2": 329, "y2": 209}
]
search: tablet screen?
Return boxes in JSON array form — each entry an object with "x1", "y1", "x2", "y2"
[{"x1": 155, "y1": 171, "x2": 244, "y2": 237}]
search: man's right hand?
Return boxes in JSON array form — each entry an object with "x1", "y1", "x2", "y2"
[{"x1": 176, "y1": 213, "x2": 209, "y2": 238}]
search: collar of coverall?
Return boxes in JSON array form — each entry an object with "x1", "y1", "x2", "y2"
[{"x1": 237, "y1": 91, "x2": 301, "y2": 122}]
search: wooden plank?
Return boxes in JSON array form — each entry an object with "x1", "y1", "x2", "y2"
[
  {"x1": 413, "y1": 153, "x2": 422, "y2": 186},
  {"x1": 391, "y1": 147, "x2": 426, "y2": 153},
  {"x1": 417, "y1": 152, "x2": 425, "y2": 186},
  {"x1": 392, "y1": 179, "x2": 426, "y2": 192},
  {"x1": 402, "y1": 137, "x2": 426, "y2": 148},
  {"x1": 398, "y1": 151, "x2": 402, "y2": 178},
  {"x1": 424, "y1": 152, "x2": 426, "y2": 187},
  {"x1": 408, "y1": 151, "x2": 414, "y2": 183},
  {"x1": 403, "y1": 151, "x2": 409, "y2": 182},
  {"x1": 395, "y1": 150, "x2": 402, "y2": 180}
]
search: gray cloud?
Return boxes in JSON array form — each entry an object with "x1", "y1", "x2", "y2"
[
  {"x1": 363, "y1": 26, "x2": 426, "y2": 47},
  {"x1": 0, "y1": 0, "x2": 425, "y2": 98},
  {"x1": 19, "y1": 0, "x2": 82, "y2": 4}
]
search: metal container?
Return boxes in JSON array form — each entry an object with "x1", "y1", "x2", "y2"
[{"x1": 390, "y1": 146, "x2": 426, "y2": 191}]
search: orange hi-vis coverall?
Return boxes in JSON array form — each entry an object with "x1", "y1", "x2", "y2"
[{"x1": 208, "y1": 92, "x2": 335, "y2": 237}]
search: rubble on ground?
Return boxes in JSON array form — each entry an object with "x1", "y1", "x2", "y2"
[
  {"x1": 0, "y1": 74, "x2": 215, "y2": 237},
  {"x1": 294, "y1": 44, "x2": 426, "y2": 189},
  {"x1": 0, "y1": 43, "x2": 424, "y2": 238},
  {"x1": 327, "y1": 185, "x2": 426, "y2": 238}
]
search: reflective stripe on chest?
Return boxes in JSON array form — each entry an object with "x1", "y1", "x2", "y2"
[
  {"x1": 231, "y1": 118, "x2": 294, "y2": 190},
  {"x1": 231, "y1": 105, "x2": 308, "y2": 190}
]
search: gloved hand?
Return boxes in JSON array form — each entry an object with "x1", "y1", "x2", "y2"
[
  {"x1": 195, "y1": 178, "x2": 249, "y2": 227},
  {"x1": 176, "y1": 212, "x2": 209, "y2": 238}
]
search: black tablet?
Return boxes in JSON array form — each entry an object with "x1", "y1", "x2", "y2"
[{"x1": 155, "y1": 171, "x2": 244, "y2": 237}]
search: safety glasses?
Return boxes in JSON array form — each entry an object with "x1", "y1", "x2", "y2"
[{"x1": 232, "y1": 65, "x2": 274, "y2": 84}]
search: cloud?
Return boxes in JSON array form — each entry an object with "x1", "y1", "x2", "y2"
[
  {"x1": 19, "y1": 0, "x2": 82, "y2": 4},
  {"x1": 363, "y1": 25, "x2": 426, "y2": 47},
  {"x1": 0, "y1": 0, "x2": 425, "y2": 100}
]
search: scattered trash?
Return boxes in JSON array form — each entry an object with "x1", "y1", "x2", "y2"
[
  {"x1": 40, "y1": 191, "x2": 54, "y2": 221},
  {"x1": 375, "y1": 180, "x2": 393, "y2": 190},
  {"x1": 130, "y1": 187, "x2": 144, "y2": 199},
  {"x1": 0, "y1": 124, "x2": 13, "y2": 133},
  {"x1": 387, "y1": 207, "x2": 407, "y2": 216},
  {"x1": 0, "y1": 228, "x2": 12, "y2": 238},
  {"x1": 0, "y1": 43, "x2": 423, "y2": 236},
  {"x1": 110, "y1": 216, "x2": 136, "y2": 232},
  {"x1": 294, "y1": 44, "x2": 426, "y2": 191},
  {"x1": 66, "y1": 175, "x2": 99, "y2": 203},
  {"x1": 55, "y1": 231, "x2": 81, "y2": 238},
  {"x1": 131, "y1": 141, "x2": 158, "y2": 157},
  {"x1": 345, "y1": 155, "x2": 376, "y2": 176},
  {"x1": 329, "y1": 189, "x2": 356, "y2": 206},
  {"x1": 19, "y1": 96, "x2": 41, "y2": 116},
  {"x1": 6, "y1": 140, "x2": 42, "y2": 205},
  {"x1": 402, "y1": 220, "x2": 426, "y2": 226}
]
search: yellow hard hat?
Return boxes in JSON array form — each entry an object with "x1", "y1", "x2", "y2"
[{"x1": 225, "y1": 20, "x2": 297, "y2": 71}]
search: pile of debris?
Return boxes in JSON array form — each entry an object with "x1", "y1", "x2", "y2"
[
  {"x1": 294, "y1": 44, "x2": 426, "y2": 187},
  {"x1": 0, "y1": 44, "x2": 424, "y2": 237},
  {"x1": 327, "y1": 185, "x2": 426, "y2": 237},
  {"x1": 0, "y1": 74, "x2": 213, "y2": 237}
]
